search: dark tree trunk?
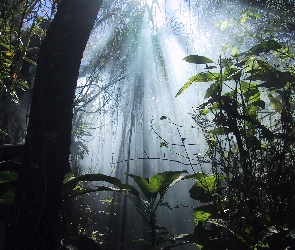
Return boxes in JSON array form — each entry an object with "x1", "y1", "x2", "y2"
[{"x1": 5, "y1": 0, "x2": 102, "y2": 249}]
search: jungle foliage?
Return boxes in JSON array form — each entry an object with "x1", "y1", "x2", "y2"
[
  {"x1": 64, "y1": 29, "x2": 295, "y2": 250},
  {"x1": 1, "y1": 0, "x2": 295, "y2": 249},
  {"x1": 174, "y1": 37, "x2": 295, "y2": 249}
]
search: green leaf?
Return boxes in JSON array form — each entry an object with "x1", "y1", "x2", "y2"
[
  {"x1": 197, "y1": 174, "x2": 219, "y2": 192},
  {"x1": 0, "y1": 42, "x2": 11, "y2": 50},
  {"x1": 0, "y1": 171, "x2": 18, "y2": 183},
  {"x1": 63, "y1": 172, "x2": 75, "y2": 184},
  {"x1": 189, "y1": 186, "x2": 214, "y2": 203},
  {"x1": 183, "y1": 55, "x2": 214, "y2": 64},
  {"x1": 194, "y1": 210, "x2": 211, "y2": 226},
  {"x1": 64, "y1": 173, "x2": 139, "y2": 197},
  {"x1": 189, "y1": 174, "x2": 219, "y2": 203},
  {"x1": 267, "y1": 92, "x2": 282, "y2": 113},
  {"x1": 205, "y1": 64, "x2": 217, "y2": 70},
  {"x1": 18, "y1": 80, "x2": 29, "y2": 89},
  {"x1": 126, "y1": 174, "x2": 151, "y2": 199},
  {"x1": 184, "y1": 172, "x2": 206, "y2": 180},
  {"x1": 127, "y1": 171, "x2": 187, "y2": 200},
  {"x1": 23, "y1": 56, "x2": 37, "y2": 66},
  {"x1": 232, "y1": 46, "x2": 239, "y2": 56},
  {"x1": 208, "y1": 127, "x2": 231, "y2": 135},
  {"x1": 155, "y1": 171, "x2": 187, "y2": 197},
  {"x1": 176, "y1": 73, "x2": 219, "y2": 97},
  {"x1": 242, "y1": 40, "x2": 282, "y2": 56},
  {"x1": 200, "y1": 109, "x2": 210, "y2": 115},
  {"x1": 0, "y1": 129, "x2": 8, "y2": 136},
  {"x1": 204, "y1": 81, "x2": 220, "y2": 99},
  {"x1": 0, "y1": 188, "x2": 15, "y2": 205}
]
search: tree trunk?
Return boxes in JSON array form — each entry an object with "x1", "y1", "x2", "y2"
[{"x1": 5, "y1": 0, "x2": 102, "y2": 249}]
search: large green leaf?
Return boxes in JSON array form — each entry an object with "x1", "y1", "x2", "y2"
[
  {"x1": 0, "y1": 171, "x2": 18, "y2": 183},
  {"x1": 189, "y1": 185, "x2": 215, "y2": 203},
  {"x1": 194, "y1": 210, "x2": 211, "y2": 227},
  {"x1": 249, "y1": 59, "x2": 295, "y2": 89},
  {"x1": 184, "y1": 172, "x2": 206, "y2": 180},
  {"x1": 197, "y1": 174, "x2": 219, "y2": 192},
  {"x1": 155, "y1": 170, "x2": 187, "y2": 197},
  {"x1": 63, "y1": 172, "x2": 75, "y2": 184},
  {"x1": 267, "y1": 92, "x2": 282, "y2": 113},
  {"x1": 189, "y1": 174, "x2": 222, "y2": 202},
  {"x1": 64, "y1": 173, "x2": 139, "y2": 197},
  {"x1": 204, "y1": 81, "x2": 221, "y2": 99},
  {"x1": 127, "y1": 171, "x2": 187, "y2": 200},
  {"x1": 242, "y1": 40, "x2": 282, "y2": 56},
  {"x1": 183, "y1": 55, "x2": 214, "y2": 64},
  {"x1": 126, "y1": 174, "x2": 151, "y2": 199},
  {"x1": 238, "y1": 114, "x2": 274, "y2": 139},
  {"x1": 176, "y1": 73, "x2": 219, "y2": 97}
]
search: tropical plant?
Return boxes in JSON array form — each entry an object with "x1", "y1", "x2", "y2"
[
  {"x1": 176, "y1": 38, "x2": 295, "y2": 249},
  {"x1": 0, "y1": 0, "x2": 50, "y2": 144},
  {"x1": 64, "y1": 170, "x2": 188, "y2": 249}
]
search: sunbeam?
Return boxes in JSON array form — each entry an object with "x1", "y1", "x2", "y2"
[
  {"x1": 2, "y1": 0, "x2": 295, "y2": 249},
  {"x1": 72, "y1": 1, "x2": 231, "y2": 249}
]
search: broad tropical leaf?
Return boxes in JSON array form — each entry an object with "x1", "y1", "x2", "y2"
[
  {"x1": 204, "y1": 81, "x2": 220, "y2": 99},
  {"x1": 64, "y1": 173, "x2": 139, "y2": 196},
  {"x1": 241, "y1": 40, "x2": 282, "y2": 56},
  {"x1": 194, "y1": 210, "x2": 211, "y2": 227},
  {"x1": 176, "y1": 73, "x2": 219, "y2": 97},
  {"x1": 183, "y1": 55, "x2": 214, "y2": 64},
  {"x1": 127, "y1": 171, "x2": 187, "y2": 200},
  {"x1": 189, "y1": 185, "x2": 215, "y2": 203},
  {"x1": 267, "y1": 92, "x2": 282, "y2": 113},
  {"x1": 0, "y1": 171, "x2": 18, "y2": 183}
]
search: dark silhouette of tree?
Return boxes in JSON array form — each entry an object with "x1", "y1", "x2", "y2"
[{"x1": 5, "y1": 0, "x2": 103, "y2": 249}]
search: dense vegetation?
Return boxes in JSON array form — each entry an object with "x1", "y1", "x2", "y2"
[{"x1": 0, "y1": 0, "x2": 294, "y2": 249}]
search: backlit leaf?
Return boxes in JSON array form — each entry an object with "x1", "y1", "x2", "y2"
[
  {"x1": 194, "y1": 210, "x2": 211, "y2": 226},
  {"x1": 63, "y1": 172, "x2": 75, "y2": 184},
  {"x1": 65, "y1": 173, "x2": 139, "y2": 197},
  {"x1": 242, "y1": 40, "x2": 282, "y2": 56},
  {"x1": 176, "y1": 73, "x2": 219, "y2": 97},
  {"x1": 204, "y1": 81, "x2": 220, "y2": 99},
  {"x1": 267, "y1": 92, "x2": 282, "y2": 113},
  {"x1": 183, "y1": 55, "x2": 214, "y2": 64},
  {"x1": 128, "y1": 171, "x2": 187, "y2": 200}
]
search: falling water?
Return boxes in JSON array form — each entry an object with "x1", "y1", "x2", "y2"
[{"x1": 72, "y1": 1, "x2": 225, "y2": 249}]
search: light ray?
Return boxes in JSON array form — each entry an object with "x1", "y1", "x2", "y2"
[{"x1": 73, "y1": 1, "x2": 216, "y2": 248}]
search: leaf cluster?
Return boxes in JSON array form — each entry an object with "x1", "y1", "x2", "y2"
[{"x1": 177, "y1": 38, "x2": 295, "y2": 249}]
